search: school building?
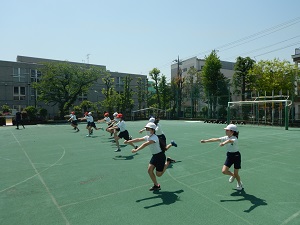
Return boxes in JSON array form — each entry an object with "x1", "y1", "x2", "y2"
[{"x1": 0, "y1": 56, "x2": 148, "y2": 119}]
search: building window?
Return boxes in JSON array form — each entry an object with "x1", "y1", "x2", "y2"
[
  {"x1": 116, "y1": 77, "x2": 124, "y2": 86},
  {"x1": 13, "y1": 86, "x2": 26, "y2": 100},
  {"x1": 30, "y1": 69, "x2": 41, "y2": 82},
  {"x1": 30, "y1": 88, "x2": 38, "y2": 101},
  {"x1": 13, "y1": 68, "x2": 28, "y2": 82}
]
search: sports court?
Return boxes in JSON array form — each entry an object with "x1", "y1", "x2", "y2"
[{"x1": 0, "y1": 120, "x2": 299, "y2": 225}]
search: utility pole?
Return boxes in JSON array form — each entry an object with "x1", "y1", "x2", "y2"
[
  {"x1": 87, "y1": 54, "x2": 90, "y2": 64},
  {"x1": 174, "y1": 56, "x2": 182, "y2": 118}
]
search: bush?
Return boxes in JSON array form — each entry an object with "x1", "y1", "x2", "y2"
[
  {"x1": 24, "y1": 106, "x2": 37, "y2": 121},
  {"x1": 1, "y1": 105, "x2": 10, "y2": 113},
  {"x1": 38, "y1": 108, "x2": 48, "y2": 120}
]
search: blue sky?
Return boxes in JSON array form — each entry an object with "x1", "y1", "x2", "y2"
[{"x1": 1, "y1": 0, "x2": 300, "y2": 81}]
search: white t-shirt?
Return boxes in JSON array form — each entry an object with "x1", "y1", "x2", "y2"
[
  {"x1": 70, "y1": 114, "x2": 77, "y2": 121},
  {"x1": 144, "y1": 134, "x2": 162, "y2": 155},
  {"x1": 104, "y1": 117, "x2": 111, "y2": 123},
  {"x1": 85, "y1": 115, "x2": 94, "y2": 122},
  {"x1": 117, "y1": 120, "x2": 126, "y2": 132},
  {"x1": 219, "y1": 136, "x2": 239, "y2": 152},
  {"x1": 155, "y1": 123, "x2": 164, "y2": 135}
]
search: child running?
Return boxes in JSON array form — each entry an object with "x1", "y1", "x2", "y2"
[
  {"x1": 125, "y1": 122, "x2": 176, "y2": 191},
  {"x1": 139, "y1": 117, "x2": 177, "y2": 150},
  {"x1": 111, "y1": 113, "x2": 136, "y2": 152},
  {"x1": 97, "y1": 112, "x2": 113, "y2": 135},
  {"x1": 80, "y1": 112, "x2": 103, "y2": 137},
  {"x1": 68, "y1": 111, "x2": 79, "y2": 132},
  {"x1": 200, "y1": 124, "x2": 243, "y2": 190},
  {"x1": 107, "y1": 112, "x2": 118, "y2": 137}
]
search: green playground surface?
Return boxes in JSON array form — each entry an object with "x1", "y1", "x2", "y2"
[{"x1": 0, "y1": 120, "x2": 299, "y2": 225}]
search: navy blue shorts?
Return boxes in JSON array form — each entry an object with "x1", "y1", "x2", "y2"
[
  {"x1": 118, "y1": 130, "x2": 130, "y2": 140},
  {"x1": 89, "y1": 122, "x2": 97, "y2": 128},
  {"x1": 150, "y1": 152, "x2": 166, "y2": 172},
  {"x1": 71, "y1": 120, "x2": 78, "y2": 125},
  {"x1": 224, "y1": 151, "x2": 241, "y2": 169}
]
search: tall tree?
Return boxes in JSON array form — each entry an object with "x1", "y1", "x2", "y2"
[
  {"x1": 120, "y1": 75, "x2": 134, "y2": 116},
  {"x1": 149, "y1": 68, "x2": 161, "y2": 109},
  {"x1": 201, "y1": 50, "x2": 226, "y2": 118},
  {"x1": 100, "y1": 72, "x2": 120, "y2": 113},
  {"x1": 136, "y1": 77, "x2": 147, "y2": 113},
  {"x1": 33, "y1": 62, "x2": 104, "y2": 118},
  {"x1": 249, "y1": 59, "x2": 298, "y2": 96},
  {"x1": 185, "y1": 67, "x2": 203, "y2": 118},
  {"x1": 233, "y1": 56, "x2": 256, "y2": 100},
  {"x1": 158, "y1": 75, "x2": 171, "y2": 112}
]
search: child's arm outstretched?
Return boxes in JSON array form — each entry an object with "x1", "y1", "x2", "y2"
[{"x1": 200, "y1": 138, "x2": 220, "y2": 143}]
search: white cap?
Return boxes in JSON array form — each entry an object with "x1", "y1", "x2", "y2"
[
  {"x1": 149, "y1": 117, "x2": 155, "y2": 123},
  {"x1": 224, "y1": 124, "x2": 238, "y2": 132},
  {"x1": 145, "y1": 122, "x2": 156, "y2": 130},
  {"x1": 113, "y1": 112, "x2": 118, "y2": 117},
  {"x1": 88, "y1": 112, "x2": 92, "y2": 115}
]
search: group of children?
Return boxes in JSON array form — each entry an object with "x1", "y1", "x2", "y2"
[{"x1": 67, "y1": 111, "x2": 243, "y2": 192}]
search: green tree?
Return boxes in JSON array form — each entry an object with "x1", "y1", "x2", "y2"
[
  {"x1": 185, "y1": 67, "x2": 203, "y2": 118},
  {"x1": 120, "y1": 75, "x2": 134, "y2": 116},
  {"x1": 38, "y1": 108, "x2": 48, "y2": 120},
  {"x1": 149, "y1": 68, "x2": 161, "y2": 109},
  {"x1": 201, "y1": 50, "x2": 226, "y2": 118},
  {"x1": 249, "y1": 59, "x2": 298, "y2": 96},
  {"x1": 79, "y1": 100, "x2": 96, "y2": 114},
  {"x1": 33, "y1": 62, "x2": 104, "y2": 118},
  {"x1": 100, "y1": 72, "x2": 120, "y2": 113},
  {"x1": 136, "y1": 77, "x2": 147, "y2": 116},
  {"x1": 158, "y1": 75, "x2": 171, "y2": 114},
  {"x1": 233, "y1": 56, "x2": 256, "y2": 100},
  {"x1": 24, "y1": 106, "x2": 38, "y2": 121}
]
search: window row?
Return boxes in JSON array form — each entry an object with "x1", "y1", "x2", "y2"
[
  {"x1": 13, "y1": 86, "x2": 38, "y2": 101},
  {"x1": 13, "y1": 68, "x2": 41, "y2": 82}
]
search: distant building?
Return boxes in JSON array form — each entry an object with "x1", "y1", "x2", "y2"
[
  {"x1": 170, "y1": 56, "x2": 236, "y2": 116},
  {"x1": 0, "y1": 56, "x2": 147, "y2": 118},
  {"x1": 291, "y1": 48, "x2": 300, "y2": 119}
]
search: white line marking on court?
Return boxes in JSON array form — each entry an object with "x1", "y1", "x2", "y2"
[
  {"x1": 166, "y1": 169, "x2": 253, "y2": 225},
  {"x1": 59, "y1": 183, "x2": 151, "y2": 208},
  {"x1": 281, "y1": 210, "x2": 300, "y2": 225},
  {"x1": 0, "y1": 147, "x2": 66, "y2": 193},
  {"x1": 10, "y1": 132, "x2": 70, "y2": 225}
]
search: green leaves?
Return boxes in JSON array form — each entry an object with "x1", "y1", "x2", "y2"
[{"x1": 35, "y1": 62, "x2": 104, "y2": 118}]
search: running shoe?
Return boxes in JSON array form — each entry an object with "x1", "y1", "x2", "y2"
[
  {"x1": 149, "y1": 184, "x2": 161, "y2": 191},
  {"x1": 171, "y1": 140, "x2": 177, "y2": 147},
  {"x1": 229, "y1": 176, "x2": 235, "y2": 183},
  {"x1": 236, "y1": 181, "x2": 244, "y2": 190},
  {"x1": 115, "y1": 148, "x2": 121, "y2": 152},
  {"x1": 167, "y1": 157, "x2": 176, "y2": 163}
]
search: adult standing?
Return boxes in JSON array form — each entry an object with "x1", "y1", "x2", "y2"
[{"x1": 15, "y1": 111, "x2": 25, "y2": 129}]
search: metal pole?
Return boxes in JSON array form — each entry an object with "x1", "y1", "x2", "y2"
[{"x1": 285, "y1": 100, "x2": 289, "y2": 130}]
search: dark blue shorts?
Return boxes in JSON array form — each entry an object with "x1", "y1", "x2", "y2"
[
  {"x1": 224, "y1": 151, "x2": 241, "y2": 169},
  {"x1": 150, "y1": 151, "x2": 166, "y2": 172},
  {"x1": 118, "y1": 130, "x2": 130, "y2": 140},
  {"x1": 71, "y1": 120, "x2": 78, "y2": 125}
]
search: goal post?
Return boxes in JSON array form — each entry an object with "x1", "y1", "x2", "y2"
[
  {"x1": 131, "y1": 107, "x2": 168, "y2": 121},
  {"x1": 227, "y1": 99, "x2": 292, "y2": 130}
]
